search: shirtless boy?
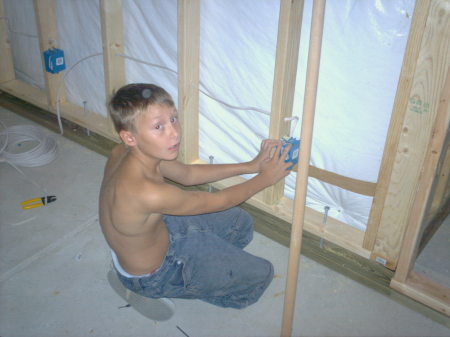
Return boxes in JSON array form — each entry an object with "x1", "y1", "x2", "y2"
[{"x1": 99, "y1": 83, "x2": 291, "y2": 309}]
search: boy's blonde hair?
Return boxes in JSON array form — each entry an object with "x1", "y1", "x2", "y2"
[{"x1": 109, "y1": 83, "x2": 175, "y2": 133}]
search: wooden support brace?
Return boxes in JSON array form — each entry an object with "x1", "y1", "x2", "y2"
[
  {"x1": 363, "y1": 0, "x2": 432, "y2": 254},
  {"x1": 33, "y1": 0, "x2": 65, "y2": 107},
  {"x1": 391, "y1": 66, "x2": 450, "y2": 316},
  {"x1": 393, "y1": 66, "x2": 450, "y2": 284},
  {"x1": 281, "y1": 1, "x2": 326, "y2": 336},
  {"x1": 368, "y1": 0, "x2": 450, "y2": 269},
  {"x1": 100, "y1": 0, "x2": 126, "y2": 135},
  {"x1": 177, "y1": 0, "x2": 200, "y2": 164},
  {"x1": 263, "y1": 0, "x2": 304, "y2": 205}
]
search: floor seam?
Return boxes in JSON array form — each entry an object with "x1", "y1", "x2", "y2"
[{"x1": 0, "y1": 213, "x2": 98, "y2": 283}]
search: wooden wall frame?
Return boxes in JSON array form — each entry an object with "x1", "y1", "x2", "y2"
[
  {"x1": 0, "y1": 0, "x2": 449, "y2": 314},
  {"x1": 100, "y1": 0, "x2": 126, "y2": 137},
  {"x1": 367, "y1": 0, "x2": 450, "y2": 269},
  {"x1": 391, "y1": 66, "x2": 450, "y2": 316}
]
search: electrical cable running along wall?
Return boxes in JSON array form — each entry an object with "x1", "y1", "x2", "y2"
[{"x1": 3, "y1": 0, "x2": 415, "y2": 231}]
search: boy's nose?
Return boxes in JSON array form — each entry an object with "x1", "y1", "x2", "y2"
[{"x1": 168, "y1": 123, "x2": 180, "y2": 138}]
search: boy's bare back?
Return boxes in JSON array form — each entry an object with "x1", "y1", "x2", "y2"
[{"x1": 99, "y1": 144, "x2": 171, "y2": 275}]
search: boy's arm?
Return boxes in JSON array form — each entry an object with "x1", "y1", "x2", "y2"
[
  {"x1": 144, "y1": 142, "x2": 291, "y2": 216},
  {"x1": 160, "y1": 139, "x2": 283, "y2": 186}
]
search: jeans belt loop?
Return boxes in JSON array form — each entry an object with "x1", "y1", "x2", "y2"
[{"x1": 132, "y1": 277, "x2": 141, "y2": 289}]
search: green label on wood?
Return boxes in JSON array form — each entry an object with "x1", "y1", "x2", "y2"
[{"x1": 409, "y1": 95, "x2": 429, "y2": 114}]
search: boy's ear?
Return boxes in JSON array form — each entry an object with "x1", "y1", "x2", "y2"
[{"x1": 119, "y1": 130, "x2": 137, "y2": 147}]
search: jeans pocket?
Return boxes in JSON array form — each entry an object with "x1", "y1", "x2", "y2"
[
  {"x1": 168, "y1": 260, "x2": 186, "y2": 287},
  {"x1": 161, "y1": 259, "x2": 194, "y2": 298}
]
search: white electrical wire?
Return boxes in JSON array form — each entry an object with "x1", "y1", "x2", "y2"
[
  {"x1": 0, "y1": 119, "x2": 57, "y2": 193},
  {"x1": 0, "y1": 124, "x2": 58, "y2": 167},
  {"x1": 51, "y1": 51, "x2": 272, "y2": 137},
  {"x1": 55, "y1": 52, "x2": 103, "y2": 135},
  {"x1": 117, "y1": 53, "x2": 272, "y2": 116}
]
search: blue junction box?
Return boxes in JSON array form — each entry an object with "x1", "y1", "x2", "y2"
[
  {"x1": 43, "y1": 48, "x2": 66, "y2": 74},
  {"x1": 282, "y1": 137, "x2": 300, "y2": 168}
]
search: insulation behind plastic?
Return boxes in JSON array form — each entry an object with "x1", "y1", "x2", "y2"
[{"x1": 3, "y1": 0, "x2": 416, "y2": 231}]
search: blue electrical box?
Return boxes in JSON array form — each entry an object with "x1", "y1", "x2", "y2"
[
  {"x1": 282, "y1": 136, "x2": 300, "y2": 168},
  {"x1": 44, "y1": 48, "x2": 66, "y2": 74}
]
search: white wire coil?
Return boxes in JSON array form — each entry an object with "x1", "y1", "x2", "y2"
[{"x1": 0, "y1": 123, "x2": 58, "y2": 167}]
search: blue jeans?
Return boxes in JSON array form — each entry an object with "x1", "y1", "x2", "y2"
[{"x1": 115, "y1": 207, "x2": 274, "y2": 309}]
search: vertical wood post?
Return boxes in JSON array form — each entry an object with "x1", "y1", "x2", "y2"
[
  {"x1": 100, "y1": 0, "x2": 126, "y2": 134},
  {"x1": 177, "y1": 0, "x2": 200, "y2": 164},
  {"x1": 263, "y1": 0, "x2": 304, "y2": 205},
  {"x1": 281, "y1": 1, "x2": 326, "y2": 336},
  {"x1": 0, "y1": 0, "x2": 15, "y2": 83},
  {"x1": 34, "y1": 0, "x2": 65, "y2": 107},
  {"x1": 363, "y1": 0, "x2": 431, "y2": 254},
  {"x1": 368, "y1": 0, "x2": 450, "y2": 269},
  {"x1": 389, "y1": 68, "x2": 450, "y2": 316},
  {"x1": 393, "y1": 67, "x2": 450, "y2": 284}
]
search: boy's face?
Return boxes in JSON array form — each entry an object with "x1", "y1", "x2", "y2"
[{"x1": 122, "y1": 104, "x2": 181, "y2": 161}]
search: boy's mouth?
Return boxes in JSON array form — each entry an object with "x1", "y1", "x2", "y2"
[{"x1": 169, "y1": 143, "x2": 179, "y2": 151}]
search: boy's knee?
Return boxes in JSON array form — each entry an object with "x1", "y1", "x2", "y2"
[
  {"x1": 236, "y1": 258, "x2": 274, "y2": 309},
  {"x1": 232, "y1": 208, "x2": 254, "y2": 248},
  {"x1": 260, "y1": 258, "x2": 274, "y2": 284},
  {"x1": 237, "y1": 208, "x2": 253, "y2": 231}
]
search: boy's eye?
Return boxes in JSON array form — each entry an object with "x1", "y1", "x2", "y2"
[
  {"x1": 170, "y1": 116, "x2": 178, "y2": 123},
  {"x1": 154, "y1": 124, "x2": 162, "y2": 130}
]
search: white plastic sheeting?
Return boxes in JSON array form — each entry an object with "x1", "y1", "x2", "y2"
[
  {"x1": 3, "y1": 0, "x2": 415, "y2": 231},
  {"x1": 3, "y1": 0, "x2": 43, "y2": 89}
]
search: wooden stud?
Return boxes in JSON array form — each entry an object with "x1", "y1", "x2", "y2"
[
  {"x1": 393, "y1": 66, "x2": 450, "y2": 285},
  {"x1": 428, "y1": 143, "x2": 450, "y2": 218},
  {"x1": 263, "y1": 0, "x2": 304, "y2": 205},
  {"x1": 281, "y1": 1, "x2": 326, "y2": 336},
  {"x1": 100, "y1": 0, "x2": 126, "y2": 135},
  {"x1": 177, "y1": 0, "x2": 200, "y2": 164},
  {"x1": 0, "y1": 0, "x2": 15, "y2": 83},
  {"x1": 33, "y1": 0, "x2": 66, "y2": 107},
  {"x1": 369, "y1": 0, "x2": 450, "y2": 269},
  {"x1": 363, "y1": 0, "x2": 431, "y2": 253}
]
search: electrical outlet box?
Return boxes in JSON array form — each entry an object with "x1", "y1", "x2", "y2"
[
  {"x1": 44, "y1": 48, "x2": 66, "y2": 74},
  {"x1": 281, "y1": 136, "x2": 300, "y2": 168}
]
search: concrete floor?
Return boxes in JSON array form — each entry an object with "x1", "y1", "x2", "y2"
[
  {"x1": 415, "y1": 214, "x2": 450, "y2": 289},
  {"x1": 1, "y1": 107, "x2": 449, "y2": 337}
]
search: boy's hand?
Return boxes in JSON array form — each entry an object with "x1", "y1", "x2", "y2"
[
  {"x1": 250, "y1": 139, "x2": 284, "y2": 173},
  {"x1": 257, "y1": 141, "x2": 292, "y2": 186}
]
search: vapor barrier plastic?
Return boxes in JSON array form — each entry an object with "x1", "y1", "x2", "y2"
[
  {"x1": 3, "y1": 0, "x2": 44, "y2": 89},
  {"x1": 3, "y1": 0, "x2": 416, "y2": 231}
]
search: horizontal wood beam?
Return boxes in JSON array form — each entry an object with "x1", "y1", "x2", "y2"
[
  {"x1": 0, "y1": 79, "x2": 119, "y2": 141},
  {"x1": 391, "y1": 272, "x2": 450, "y2": 316},
  {"x1": 291, "y1": 163, "x2": 377, "y2": 196}
]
